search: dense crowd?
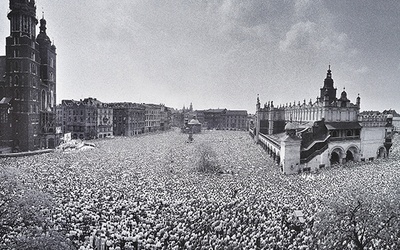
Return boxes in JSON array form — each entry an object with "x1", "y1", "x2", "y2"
[{"x1": 1, "y1": 130, "x2": 399, "y2": 249}]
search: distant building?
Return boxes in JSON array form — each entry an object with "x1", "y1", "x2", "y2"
[
  {"x1": 143, "y1": 104, "x2": 172, "y2": 132},
  {"x1": 0, "y1": 0, "x2": 57, "y2": 152},
  {"x1": 203, "y1": 109, "x2": 227, "y2": 129},
  {"x1": 382, "y1": 110, "x2": 400, "y2": 132},
  {"x1": 253, "y1": 66, "x2": 394, "y2": 174},
  {"x1": 110, "y1": 102, "x2": 145, "y2": 136},
  {"x1": 195, "y1": 109, "x2": 249, "y2": 130},
  {"x1": 187, "y1": 118, "x2": 202, "y2": 134},
  {"x1": 225, "y1": 110, "x2": 248, "y2": 130},
  {"x1": 60, "y1": 98, "x2": 113, "y2": 140},
  {"x1": 161, "y1": 106, "x2": 172, "y2": 131}
]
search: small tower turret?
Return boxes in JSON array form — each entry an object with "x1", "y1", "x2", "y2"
[{"x1": 256, "y1": 95, "x2": 260, "y2": 111}]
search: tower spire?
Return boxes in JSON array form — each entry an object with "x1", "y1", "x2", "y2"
[{"x1": 327, "y1": 65, "x2": 332, "y2": 78}]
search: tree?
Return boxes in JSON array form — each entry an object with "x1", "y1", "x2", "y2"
[
  {"x1": 0, "y1": 166, "x2": 75, "y2": 249},
  {"x1": 313, "y1": 192, "x2": 400, "y2": 250},
  {"x1": 195, "y1": 143, "x2": 221, "y2": 173}
]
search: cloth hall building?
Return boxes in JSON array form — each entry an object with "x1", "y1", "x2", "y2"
[{"x1": 251, "y1": 66, "x2": 393, "y2": 174}]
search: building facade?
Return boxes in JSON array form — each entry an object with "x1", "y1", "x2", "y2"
[
  {"x1": 203, "y1": 109, "x2": 227, "y2": 130},
  {"x1": 0, "y1": 0, "x2": 57, "y2": 152},
  {"x1": 144, "y1": 104, "x2": 168, "y2": 132},
  {"x1": 110, "y1": 102, "x2": 145, "y2": 136},
  {"x1": 225, "y1": 110, "x2": 248, "y2": 130},
  {"x1": 60, "y1": 98, "x2": 113, "y2": 140},
  {"x1": 252, "y1": 66, "x2": 393, "y2": 174}
]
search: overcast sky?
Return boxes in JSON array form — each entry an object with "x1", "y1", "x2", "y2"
[{"x1": 1, "y1": 0, "x2": 399, "y2": 113}]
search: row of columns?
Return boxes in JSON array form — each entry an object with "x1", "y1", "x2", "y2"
[{"x1": 258, "y1": 140, "x2": 280, "y2": 165}]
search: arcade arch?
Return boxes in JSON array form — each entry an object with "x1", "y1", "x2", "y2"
[
  {"x1": 345, "y1": 146, "x2": 360, "y2": 163},
  {"x1": 330, "y1": 147, "x2": 344, "y2": 165},
  {"x1": 377, "y1": 147, "x2": 386, "y2": 159}
]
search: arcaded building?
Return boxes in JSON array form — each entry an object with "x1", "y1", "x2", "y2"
[
  {"x1": 252, "y1": 66, "x2": 393, "y2": 174},
  {"x1": 0, "y1": 0, "x2": 57, "y2": 152}
]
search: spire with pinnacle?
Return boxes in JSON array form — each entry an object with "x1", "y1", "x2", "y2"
[
  {"x1": 40, "y1": 14, "x2": 47, "y2": 34},
  {"x1": 327, "y1": 64, "x2": 332, "y2": 79},
  {"x1": 320, "y1": 65, "x2": 337, "y2": 105},
  {"x1": 37, "y1": 11, "x2": 51, "y2": 46}
]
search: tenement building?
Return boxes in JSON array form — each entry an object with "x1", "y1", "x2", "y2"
[
  {"x1": 252, "y1": 66, "x2": 393, "y2": 174},
  {"x1": 59, "y1": 98, "x2": 113, "y2": 140},
  {"x1": 0, "y1": 0, "x2": 57, "y2": 153},
  {"x1": 225, "y1": 110, "x2": 248, "y2": 131},
  {"x1": 144, "y1": 104, "x2": 172, "y2": 132},
  {"x1": 110, "y1": 102, "x2": 145, "y2": 136}
]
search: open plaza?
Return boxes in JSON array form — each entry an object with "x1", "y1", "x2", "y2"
[{"x1": 1, "y1": 130, "x2": 399, "y2": 249}]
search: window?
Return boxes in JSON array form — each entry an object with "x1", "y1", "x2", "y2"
[
  {"x1": 14, "y1": 75, "x2": 20, "y2": 86},
  {"x1": 41, "y1": 90, "x2": 47, "y2": 110},
  {"x1": 14, "y1": 62, "x2": 19, "y2": 72},
  {"x1": 15, "y1": 89, "x2": 20, "y2": 100}
]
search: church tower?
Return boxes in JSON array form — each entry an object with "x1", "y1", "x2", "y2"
[
  {"x1": 1, "y1": 0, "x2": 57, "y2": 151},
  {"x1": 319, "y1": 65, "x2": 337, "y2": 105},
  {"x1": 36, "y1": 14, "x2": 57, "y2": 149}
]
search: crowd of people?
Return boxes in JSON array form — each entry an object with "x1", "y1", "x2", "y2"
[{"x1": 1, "y1": 130, "x2": 399, "y2": 249}]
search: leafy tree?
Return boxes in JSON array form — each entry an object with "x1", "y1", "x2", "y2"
[
  {"x1": 313, "y1": 192, "x2": 400, "y2": 250},
  {"x1": 195, "y1": 143, "x2": 221, "y2": 173},
  {"x1": 0, "y1": 166, "x2": 75, "y2": 249}
]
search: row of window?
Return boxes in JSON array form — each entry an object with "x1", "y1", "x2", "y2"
[
  {"x1": 11, "y1": 15, "x2": 36, "y2": 35},
  {"x1": 9, "y1": 62, "x2": 54, "y2": 80},
  {"x1": 11, "y1": 48, "x2": 54, "y2": 66},
  {"x1": 330, "y1": 129, "x2": 360, "y2": 138}
]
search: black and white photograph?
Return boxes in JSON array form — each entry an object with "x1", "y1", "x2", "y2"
[{"x1": 0, "y1": 0, "x2": 399, "y2": 249}]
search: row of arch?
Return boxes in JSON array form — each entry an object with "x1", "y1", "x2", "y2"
[
  {"x1": 329, "y1": 145, "x2": 387, "y2": 165},
  {"x1": 258, "y1": 138, "x2": 281, "y2": 165},
  {"x1": 257, "y1": 142, "x2": 388, "y2": 167}
]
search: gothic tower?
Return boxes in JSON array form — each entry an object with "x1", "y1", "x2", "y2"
[
  {"x1": 36, "y1": 14, "x2": 57, "y2": 149},
  {"x1": 1, "y1": 0, "x2": 57, "y2": 151}
]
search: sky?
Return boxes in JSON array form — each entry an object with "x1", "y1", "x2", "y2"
[{"x1": 1, "y1": 0, "x2": 399, "y2": 113}]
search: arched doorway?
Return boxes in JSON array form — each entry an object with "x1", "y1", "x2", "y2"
[
  {"x1": 48, "y1": 138, "x2": 55, "y2": 149},
  {"x1": 346, "y1": 146, "x2": 360, "y2": 163},
  {"x1": 345, "y1": 150, "x2": 354, "y2": 162},
  {"x1": 377, "y1": 147, "x2": 386, "y2": 158},
  {"x1": 330, "y1": 152, "x2": 340, "y2": 165}
]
